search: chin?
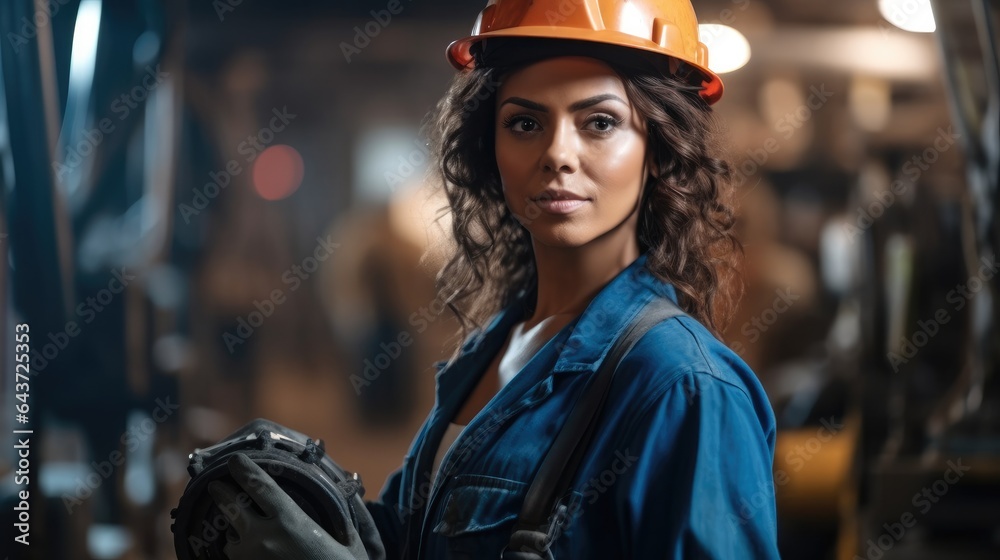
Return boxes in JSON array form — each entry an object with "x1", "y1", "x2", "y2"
[{"x1": 526, "y1": 222, "x2": 599, "y2": 249}]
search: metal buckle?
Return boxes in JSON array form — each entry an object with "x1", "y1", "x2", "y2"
[{"x1": 544, "y1": 503, "x2": 570, "y2": 546}]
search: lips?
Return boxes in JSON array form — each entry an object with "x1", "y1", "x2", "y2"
[
  {"x1": 533, "y1": 188, "x2": 588, "y2": 202},
  {"x1": 531, "y1": 189, "x2": 591, "y2": 215}
]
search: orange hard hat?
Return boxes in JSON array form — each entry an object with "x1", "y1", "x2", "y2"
[{"x1": 446, "y1": 0, "x2": 723, "y2": 104}]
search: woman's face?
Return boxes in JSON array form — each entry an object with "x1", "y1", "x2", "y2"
[{"x1": 494, "y1": 56, "x2": 650, "y2": 249}]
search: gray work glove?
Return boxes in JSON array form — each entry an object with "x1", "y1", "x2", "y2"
[
  {"x1": 208, "y1": 453, "x2": 371, "y2": 560},
  {"x1": 503, "y1": 529, "x2": 556, "y2": 560}
]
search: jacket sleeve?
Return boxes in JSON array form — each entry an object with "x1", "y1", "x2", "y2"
[
  {"x1": 619, "y1": 369, "x2": 779, "y2": 559},
  {"x1": 365, "y1": 463, "x2": 407, "y2": 560}
]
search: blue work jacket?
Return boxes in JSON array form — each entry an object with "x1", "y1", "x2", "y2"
[{"x1": 366, "y1": 253, "x2": 779, "y2": 559}]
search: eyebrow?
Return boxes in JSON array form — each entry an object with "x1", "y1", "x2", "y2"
[{"x1": 498, "y1": 93, "x2": 627, "y2": 113}]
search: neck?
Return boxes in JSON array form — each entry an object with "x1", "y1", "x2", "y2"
[{"x1": 526, "y1": 221, "x2": 641, "y2": 329}]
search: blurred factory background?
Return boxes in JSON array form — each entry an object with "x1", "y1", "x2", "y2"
[{"x1": 1, "y1": 0, "x2": 998, "y2": 558}]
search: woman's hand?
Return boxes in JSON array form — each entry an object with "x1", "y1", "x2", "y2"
[
  {"x1": 207, "y1": 453, "x2": 370, "y2": 560},
  {"x1": 503, "y1": 529, "x2": 556, "y2": 560}
]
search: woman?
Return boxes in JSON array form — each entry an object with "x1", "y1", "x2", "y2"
[{"x1": 208, "y1": 0, "x2": 779, "y2": 558}]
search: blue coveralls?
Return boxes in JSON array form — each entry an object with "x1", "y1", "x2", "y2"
[{"x1": 366, "y1": 253, "x2": 780, "y2": 559}]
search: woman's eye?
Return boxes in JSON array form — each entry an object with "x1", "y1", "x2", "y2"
[
  {"x1": 515, "y1": 118, "x2": 537, "y2": 132},
  {"x1": 586, "y1": 115, "x2": 622, "y2": 134},
  {"x1": 502, "y1": 116, "x2": 538, "y2": 133}
]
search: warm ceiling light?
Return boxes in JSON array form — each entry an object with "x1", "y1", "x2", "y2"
[
  {"x1": 699, "y1": 24, "x2": 751, "y2": 74},
  {"x1": 878, "y1": 0, "x2": 936, "y2": 33}
]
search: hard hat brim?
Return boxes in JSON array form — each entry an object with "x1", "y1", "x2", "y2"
[{"x1": 446, "y1": 30, "x2": 723, "y2": 105}]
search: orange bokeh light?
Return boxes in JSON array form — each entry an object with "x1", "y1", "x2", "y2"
[{"x1": 252, "y1": 144, "x2": 304, "y2": 201}]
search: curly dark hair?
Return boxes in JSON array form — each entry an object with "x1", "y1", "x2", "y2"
[{"x1": 424, "y1": 53, "x2": 743, "y2": 352}]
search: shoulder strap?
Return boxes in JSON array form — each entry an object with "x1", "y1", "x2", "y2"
[{"x1": 510, "y1": 296, "x2": 687, "y2": 543}]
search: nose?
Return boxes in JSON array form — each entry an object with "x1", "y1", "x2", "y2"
[{"x1": 539, "y1": 122, "x2": 579, "y2": 174}]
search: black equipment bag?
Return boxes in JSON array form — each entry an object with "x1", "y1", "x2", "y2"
[{"x1": 171, "y1": 418, "x2": 386, "y2": 560}]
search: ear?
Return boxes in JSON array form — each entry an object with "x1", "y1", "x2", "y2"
[{"x1": 646, "y1": 153, "x2": 661, "y2": 181}]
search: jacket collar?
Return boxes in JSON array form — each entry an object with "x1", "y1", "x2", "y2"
[
  {"x1": 435, "y1": 252, "x2": 679, "y2": 380},
  {"x1": 549, "y1": 252, "x2": 678, "y2": 373}
]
